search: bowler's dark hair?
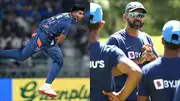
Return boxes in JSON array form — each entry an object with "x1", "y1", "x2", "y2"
[{"x1": 71, "y1": 4, "x2": 85, "y2": 12}]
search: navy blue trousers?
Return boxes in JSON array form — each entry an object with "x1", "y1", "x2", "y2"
[{"x1": 0, "y1": 29, "x2": 63, "y2": 84}]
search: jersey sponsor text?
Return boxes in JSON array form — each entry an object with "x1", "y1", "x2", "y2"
[
  {"x1": 154, "y1": 79, "x2": 180, "y2": 90},
  {"x1": 90, "y1": 60, "x2": 105, "y2": 68}
]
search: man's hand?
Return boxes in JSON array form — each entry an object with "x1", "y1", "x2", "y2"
[
  {"x1": 141, "y1": 44, "x2": 152, "y2": 53},
  {"x1": 102, "y1": 90, "x2": 122, "y2": 101},
  {"x1": 141, "y1": 44, "x2": 156, "y2": 61},
  {"x1": 136, "y1": 44, "x2": 156, "y2": 64}
]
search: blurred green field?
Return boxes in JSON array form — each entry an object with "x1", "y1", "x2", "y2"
[{"x1": 100, "y1": 36, "x2": 163, "y2": 56}]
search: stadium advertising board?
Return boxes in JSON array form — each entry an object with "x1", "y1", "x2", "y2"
[{"x1": 13, "y1": 78, "x2": 89, "y2": 101}]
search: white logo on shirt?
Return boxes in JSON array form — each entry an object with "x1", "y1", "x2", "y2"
[
  {"x1": 128, "y1": 51, "x2": 141, "y2": 59},
  {"x1": 153, "y1": 79, "x2": 180, "y2": 90},
  {"x1": 90, "y1": 60, "x2": 105, "y2": 68}
]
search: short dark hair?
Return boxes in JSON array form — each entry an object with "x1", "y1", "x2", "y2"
[
  {"x1": 89, "y1": 23, "x2": 101, "y2": 31},
  {"x1": 165, "y1": 41, "x2": 180, "y2": 50},
  {"x1": 71, "y1": 4, "x2": 85, "y2": 12}
]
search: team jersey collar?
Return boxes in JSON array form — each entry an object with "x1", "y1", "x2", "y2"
[{"x1": 124, "y1": 28, "x2": 141, "y2": 38}]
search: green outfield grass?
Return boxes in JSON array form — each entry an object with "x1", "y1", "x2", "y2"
[{"x1": 100, "y1": 36, "x2": 163, "y2": 56}]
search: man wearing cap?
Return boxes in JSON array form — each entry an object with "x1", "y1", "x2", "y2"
[
  {"x1": 138, "y1": 20, "x2": 180, "y2": 101},
  {"x1": 107, "y1": 2, "x2": 158, "y2": 101},
  {"x1": 89, "y1": 2, "x2": 142, "y2": 101}
]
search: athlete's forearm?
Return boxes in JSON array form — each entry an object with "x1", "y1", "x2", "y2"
[
  {"x1": 117, "y1": 68, "x2": 142, "y2": 100},
  {"x1": 115, "y1": 59, "x2": 142, "y2": 100}
]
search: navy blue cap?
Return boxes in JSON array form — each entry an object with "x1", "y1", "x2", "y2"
[{"x1": 125, "y1": 2, "x2": 147, "y2": 13}]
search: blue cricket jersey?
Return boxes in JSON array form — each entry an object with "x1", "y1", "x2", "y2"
[
  {"x1": 107, "y1": 29, "x2": 158, "y2": 100},
  {"x1": 90, "y1": 42, "x2": 127, "y2": 101},
  {"x1": 39, "y1": 12, "x2": 76, "y2": 36},
  {"x1": 138, "y1": 57, "x2": 180, "y2": 101}
]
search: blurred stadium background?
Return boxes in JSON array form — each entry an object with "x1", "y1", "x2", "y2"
[{"x1": 0, "y1": 0, "x2": 90, "y2": 101}]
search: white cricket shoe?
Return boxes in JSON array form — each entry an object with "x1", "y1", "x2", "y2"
[{"x1": 39, "y1": 84, "x2": 57, "y2": 97}]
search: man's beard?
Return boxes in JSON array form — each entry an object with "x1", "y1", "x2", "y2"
[{"x1": 127, "y1": 19, "x2": 144, "y2": 29}]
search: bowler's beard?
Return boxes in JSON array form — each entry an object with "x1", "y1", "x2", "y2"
[{"x1": 127, "y1": 19, "x2": 144, "y2": 29}]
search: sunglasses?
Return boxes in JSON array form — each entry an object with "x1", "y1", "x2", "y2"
[{"x1": 128, "y1": 12, "x2": 146, "y2": 18}]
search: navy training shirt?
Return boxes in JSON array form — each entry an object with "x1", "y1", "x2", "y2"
[
  {"x1": 90, "y1": 42, "x2": 127, "y2": 101},
  {"x1": 39, "y1": 12, "x2": 76, "y2": 36},
  {"x1": 138, "y1": 57, "x2": 180, "y2": 101},
  {"x1": 107, "y1": 29, "x2": 158, "y2": 100}
]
